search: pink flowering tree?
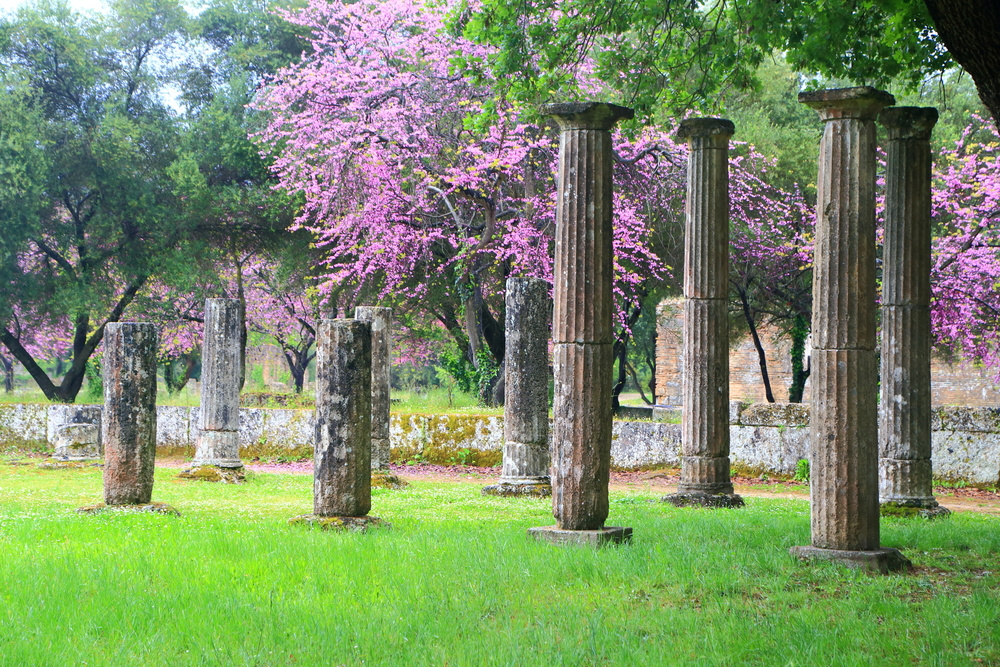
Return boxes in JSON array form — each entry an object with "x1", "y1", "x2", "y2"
[{"x1": 256, "y1": 0, "x2": 674, "y2": 403}]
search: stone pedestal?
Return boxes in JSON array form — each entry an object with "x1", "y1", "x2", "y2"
[
  {"x1": 878, "y1": 107, "x2": 949, "y2": 519},
  {"x1": 186, "y1": 299, "x2": 243, "y2": 478},
  {"x1": 528, "y1": 525, "x2": 632, "y2": 548},
  {"x1": 355, "y1": 306, "x2": 405, "y2": 490},
  {"x1": 531, "y1": 101, "x2": 633, "y2": 541},
  {"x1": 49, "y1": 405, "x2": 102, "y2": 461},
  {"x1": 484, "y1": 277, "x2": 552, "y2": 498},
  {"x1": 663, "y1": 118, "x2": 743, "y2": 509},
  {"x1": 792, "y1": 87, "x2": 911, "y2": 572},
  {"x1": 298, "y1": 318, "x2": 382, "y2": 530},
  {"x1": 101, "y1": 322, "x2": 159, "y2": 506}
]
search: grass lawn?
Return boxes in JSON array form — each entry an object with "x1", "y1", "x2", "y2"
[{"x1": 0, "y1": 463, "x2": 998, "y2": 666}]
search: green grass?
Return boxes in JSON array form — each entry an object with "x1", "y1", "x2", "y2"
[{"x1": 0, "y1": 464, "x2": 998, "y2": 665}]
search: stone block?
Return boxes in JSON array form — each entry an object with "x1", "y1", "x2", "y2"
[
  {"x1": 52, "y1": 423, "x2": 101, "y2": 460},
  {"x1": 739, "y1": 402, "x2": 810, "y2": 427},
  {"x1": 611, "y1": 421, "x2": 681, "y2": 469},
  {"x1": 528, "y1": 525, "x2": 632, "y2": 547},
  {"x1": 789, "y1": 545, "x2": 912, "y2": 574}
]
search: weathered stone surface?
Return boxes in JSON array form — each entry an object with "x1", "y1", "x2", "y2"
[
  {"x1": 739, "y1": 402, "x2": 810, "y2": 427},
  {"x1": 674, "y1": 118, "x2": 737, "y2": 504},
  {"x1": 527, "y1": 525, "x2": 632, "y2": 547},
  {"x1": 789, "y1": 545, "x2": 912, "y2": 574},
  {"x1": 193, "y1": 298, "x2": 243, "y2": 469},
  {"x1": 809, "y1": 348, "x2": 880, "y2": 550},
  {"x1": 552, "y1": 342, "x2": 613, "y2": 530},
  {"x1": 178, "y1": 464, "x2": 246, "y2": 483},
  {"x1": 932, "y1": 430, "x2": 1000, "y2": 485},
  {"x1": 482, "y1": 481, "x2": 551, "y2": 497},
  {"x1": 1, "y1": 403, "x2": 47, "y2": 447},
  {"x1": 611, "y1": 421, "x2": 681, "y2": 469},
  {"x1": 879, "y1": 106, "x2": 939, "y2": 512},
  {"x1": 156, "y1": 406, "x2": 192, "y2": 452},
  {"x1": 933, "y1": 406, "x2": 1000, "y2": 432},
  {"x1": 77, "y1": 502, "x2": 180, "y2": 516},
  {"x1": 288, "y1": 514, "x2": 388, "y2": 532},
  {"x1": 102, "y1": 322, "x2": 158, "y2": 506},
  {"x1": 314, "y1": 319, "x2": 372, "y2": 518},
  {"x1": 52, "y1": 423, "x2": 101, "y2": 461},
  {"x1": 730, "y1": 424, "x2": 809, "y2": 475},
  {"x1": 679, "y1": 118, "x2": 733, "y2": 300},
  {"x1": 370, "y1": 471, "x2": 408, "y2": 490},
  {"x1": 48, "y1": 405, "x2": 103, "y2": 459},
  {"x1": 355, "y1": 306, "x2": 392, "y2": 471},
  {"x1": 662, "y1": 492, "x2": 744, "y2": 508},
  {"x1": 800, "y1": 88, "x2": 893, "y2": 558},
  {"x1": 545, "y1": 101, "x2": 631, "y2": 532},
  {"x1": 497, "y1": 276, "x2": 551, "y2": 490}
]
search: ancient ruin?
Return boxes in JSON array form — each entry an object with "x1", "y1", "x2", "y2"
[
  {"x1": 79, "y1": 322, "x2": 177, "y2": 515},
  {"x1": 290, "y1": 319, "x2": 386, "y2": 531},
  {"x1": 181, "y1": 298, "x2": 245, "y2": 482},
  {"x1": 528, "y1": 102, "x2": 633, "y2": 547},
  {"x1": 789, "y1": 87, "x2": 911, "y2": 572},
  {"x1": 483, "y1": 276, "x2": 552, "y2": 497},
  {"x1": 355, "y1": 306, "x2": 406, "y2": 489},
  {"x1": 663, "y1": 117, "x2": 743, "y2": 509},
  {"x1": 879, "y1": 107, "x2": 949, "y2": 519}
]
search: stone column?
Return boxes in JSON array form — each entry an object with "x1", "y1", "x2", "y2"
[
  {"x1": 291, "y1": 319, "x2": 385, "y2": 530},
  {"x1": 183, "y1": 298, "x2": 244, "y2": 482},
  {"x1": 527, "y1": 102, "x2": 633, "y2": 548},
  {"x1": 790, "y1": 87, "x2": 910, "y2": 573},
  {"x1": 663, "y1": 118, "x2": 743, "y2": 509},
  {"x1": 484, "y1": 276, "x2": 552, "y2": 497},
  {"x1": 878, "y1": 107, "x2": 949, "y2": 519},
  {"x1": 102, "y1": 322, "x2": 159, "y2": 506},
  {"x1": 355, "y1": 306, "x2": 405, "y2": 489}
]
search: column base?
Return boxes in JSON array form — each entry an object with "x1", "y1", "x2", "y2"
[
  {"x1": 482, "y1": 480, "x2": 552, "y2": 498},
  {"x1": 371, "y1": 470, "x2": 409, "y2": 489},
  {"x1": 288, "y1": 514, "x2": 389, "y2": 532},
  {"x1": 76, "y1": 502, "x2": 180, "y2": 516},
  {"x1": 527, "y1": 525, "x2": 632, "y2": 548},
  {"x1": 662, "y1": 491, "x2": 745, "y2": 508},
  {"x1": 789, "y1": 545, "x2": 912, "y2": 574},
  {"x1": 178, "y1": 464, "x2": 246, "y2": 483},
  {"x1": 880, "y1": 500, "x2": 951, "y2": 519}
]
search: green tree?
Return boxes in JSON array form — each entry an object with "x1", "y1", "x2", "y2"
[{"x1": 0, "y1": 0, "x2": 192, "y2": 402}]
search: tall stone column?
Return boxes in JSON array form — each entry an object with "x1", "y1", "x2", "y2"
[
  {"x1": 182, "y1": 298, "x2": 244, "y2": 482},
  {"x1": 355, "y1": 306, "x2": 405, "y2": 490},
  {"x1": 291, "y1": 319, "x2": 385, "y2": 531},
  {"x1": 878, "y1": 107, "x2": 949, "y2": 519},
  {"x1": 527, "y1": 102, "x2": 633, "y2": 548},
  {"x1": 484, "y1": 276, "x2": 552, "y2": 497},
  {"x1": 790, "y1": 87, "x2": 910, "y2": 573},
  {"x1": 663, "y1": 118, "x2": 743, "y2": 509},
  {"x1": 102, "y1": 322, "x2": 159, "y2": 506}
]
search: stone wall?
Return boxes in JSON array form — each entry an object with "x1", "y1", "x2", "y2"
[
  {"x1": 656, "y1": 297, "x2": 1000, "y2": 407},
  {"x1": 3, "y1": 402, "x2": 999, "y2": 485}
]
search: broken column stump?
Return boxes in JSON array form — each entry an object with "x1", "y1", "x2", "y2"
[
  {"x1": 289, "y1": 319, "x2": 386, "y2": 532},
  {"x1": 789, "y1": 87, "x2": 911, "y2": 573},
  {"x1": 484, "y1": 276, "x2": 552, "y2": 498},
  {"x1": 42, "y1": 405, "x2": 102, "y2": 468},
  {"x1": 662, "y1": 118, "x2": 744, "y2": 509},
  {"x1": 528, "y1": 102, "x2": 633, "y2": 547},
  {"x1": 355, "y1": 306, "x2": 406, "y2": 490},
  {"x1": 78, "y1": 322, "x2": 178, "y2": 516},
  {"x1": 181, "y1": 298, "x2": 245, "y2": 483},
  {"x1": 878, "y1": 107, "x2": 949, "y2": 519}
]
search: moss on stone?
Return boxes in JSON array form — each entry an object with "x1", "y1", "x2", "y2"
[
  {"x1": 371, "y1": 471, "x2": 408, "y2": 489},
  {"x1": 76, "y1": 502, "x2": 180, "y2": 516},
  {"x1": 178, "y1": 465, "x2": 248, "y2": 484},
  {"x1": 287, "y1": 514, "x2": 389, "y2": 532}
]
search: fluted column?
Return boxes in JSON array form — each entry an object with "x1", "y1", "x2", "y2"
[
  {"x1": 484, "y1": 277, "x2": 552, "y2": 497},
  {"x1": 664, "y1": 118, "x2": 743, "y2": 508},
  {"x1": 878, "y1": 107, "x2": 948, "y2": 518},
  {"x1": 790, "y1": 87, "x2": 910, "y2": 573},
  {"x1": 354, "y1": 307, "x2": 396, "y2": 478},
  {"x1": 182, "y1": 299, "x2": 244, "y2": 482},
  {"x1": 102, "y1": 323, "x2": 158, "y2": 506},
  {"x1": 527, "y1": 102, "x2": 633, "y2": 547}
]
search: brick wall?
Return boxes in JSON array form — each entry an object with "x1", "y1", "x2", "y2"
[{"x1": 656, "y1": 297, "x2": 1000, "y2": 407}]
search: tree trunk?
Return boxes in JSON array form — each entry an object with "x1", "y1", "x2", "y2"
[
  {"x1": 0, "y1": 353, "x2": 13, "y2": 393},
  {"x1": 738, "y1": 286, "x2": 775, "y2": 403},
  {"x1": 924, "y1": 0, "x2": 1000, "y2": 129},
  {"x1": 788, "y1": 313, "x2": 810, "y2": 403}
]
